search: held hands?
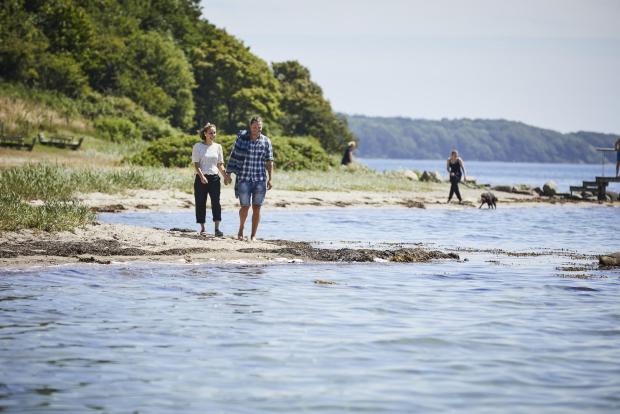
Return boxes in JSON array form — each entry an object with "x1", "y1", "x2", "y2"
[{"x1": 223, "y1": 173, "x2": 232, "y2": 185}]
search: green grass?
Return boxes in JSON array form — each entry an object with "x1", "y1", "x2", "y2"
[
  {"x1": 0, "y1": 164, "x2": 191, "y2": 231},
  {"x1": 0, "y1": 162, "x2": 441, "y2": 232},
  {"x1": 0, "y1": 163, "x2": 437, "y2": 200},
  {"x1": 0, "y1": 195, "x2": 95, "y2": 232},
  {"x1": 0, "y1": 163, "x2": 193, "y2": 200},
  {"x1": 276, "y1": 165, "x2": 435, "y2": 192}
]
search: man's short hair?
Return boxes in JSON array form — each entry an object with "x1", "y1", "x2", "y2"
[{"x1": 250, "y1": 116, "x2": 263, "y2": 125}]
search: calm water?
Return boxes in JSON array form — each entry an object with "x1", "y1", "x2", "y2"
[
  {"x1": 2, "y1": 207, "x2": 620, "y2": 412},
  {"x1": 359, "y1": 158, "x2": 620, "y2": 193},
  {"x1": 99, "y1": 206, "x2": 620, "y2": 253}
]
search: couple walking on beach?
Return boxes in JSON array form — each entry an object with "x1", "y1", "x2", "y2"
[{"x1": 192, "y1": 116, "x2": 273, "y2": 241}]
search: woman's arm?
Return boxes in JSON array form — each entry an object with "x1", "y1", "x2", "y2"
[
  {"x1": 460, "y1": 158, "x2": 467, "y2": 181},
  {"x1": 194, "y1": 162, "x2": 207, "y2": 184}
]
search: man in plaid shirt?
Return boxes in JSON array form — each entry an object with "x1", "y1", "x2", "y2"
[{"x1": 225, "y1": 116, "x2": 273, "y2": 241}]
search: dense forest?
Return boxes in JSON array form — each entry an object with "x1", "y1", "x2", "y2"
[
  {"x1": 346, "y1": 115, "x2": 619, "y2": 164},
  {"x1": 2, "y1": 1, "x2": 617, "y2": 165},
  {"x1": 0, "y1": 0, "x2": 353, "y2": 153}
]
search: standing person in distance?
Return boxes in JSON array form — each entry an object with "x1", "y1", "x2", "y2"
[
  {"x1": 341, "y1": 141, "x2": 357, "y2": 166},
  {"x1": 615, "y1": 137, "x2": 620, "y2": 177},
  {"x1": 225, "y1": 116, "x2": 273, "y2": 241},
  {"x1": 192, "y1": 123, "x2": 227, "y2": 236},
  {"x1": 446, "y1": 149, "x2": 467, "y2": 204}
]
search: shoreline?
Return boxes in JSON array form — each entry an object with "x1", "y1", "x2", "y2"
[
  {"x1": 2, "y1": 187, "x2": 617, "y2": 269},
  {"x1": 0, "y1": 222, "x2": 460, "y2": 269},
  {"x1": 79, "y1": 187, "x2": 618, "y2": 214}
]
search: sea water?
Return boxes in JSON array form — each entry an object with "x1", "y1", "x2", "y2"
[
  {"x1": 358, "y1": 158, "x2": 620, "y2": 193},
  {"x1": 1, "y1": 206, "x2": 619, "y2": 413}
]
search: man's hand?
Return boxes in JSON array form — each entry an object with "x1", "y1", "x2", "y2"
[
  {"x1": 224, "y1": 173, "x2": 232, "y2": 185},
  {"x1": 267, "y1": 179, "x2": 272, "y2": 190},
  {"x1": 200, "y1": 175, "x2": 207, "y2": 184}
]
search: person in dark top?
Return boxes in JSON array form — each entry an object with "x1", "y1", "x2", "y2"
[
  {"x1": 341, "y1": 141, "x2": 356, "y2": 165},
  {"x1": 446, "y1": 149, "x2": 467, "y2": 203},
  {"x1": 615, "y1": 138, "x2": 620, "y2": 177}
]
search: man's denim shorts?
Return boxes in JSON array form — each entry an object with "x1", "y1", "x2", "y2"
[{"x1": 238, "y1": 180, "x2": 267, "y2": 206}]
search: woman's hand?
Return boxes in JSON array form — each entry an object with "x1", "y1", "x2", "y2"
[{"x1": 200, "y1": 175, "x2": 207, "y2": 184}]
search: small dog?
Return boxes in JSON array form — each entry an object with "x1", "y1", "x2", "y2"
[{"x1": 479, "y1": 192, "x2": 498, "y2": 209}]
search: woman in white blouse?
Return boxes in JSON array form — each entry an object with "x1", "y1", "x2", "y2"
[{"x1": 192, "y1": 123, "x2": 228, "y2": 236}]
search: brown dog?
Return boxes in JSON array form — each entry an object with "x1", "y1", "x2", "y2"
[{"x1": 479, "y1": 192, "x2": 497, "y2": 209}]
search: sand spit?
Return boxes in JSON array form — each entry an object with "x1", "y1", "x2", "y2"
[
  {"x1": 0, "y1": 222, "x2": 461, "y2": 268},
  {"x1": 76, "y1": 187, "x2": 617, "y2": 214}
]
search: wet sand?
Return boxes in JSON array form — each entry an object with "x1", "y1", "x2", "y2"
[
  {"x1": 1, "y1": 186, "x2": 615, "y2": 269},
  {"x1": 0, "y1": 222, "x2": 459, "y2": 268}
]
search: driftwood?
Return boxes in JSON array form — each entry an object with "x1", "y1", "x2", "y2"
[{"x1": 38, "y1": 133, "x2": 84, "y2": 150}]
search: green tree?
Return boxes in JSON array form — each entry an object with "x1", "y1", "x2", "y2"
[
  {"x1": 191, "y1": 25, "x2": 281, "y2": 133},
  {"x1": 273, "y1": 60, "x2": 354, "y2": 152},
  {"x1": 0, "y1": 0, "x2": 49, "y2": 85},
  {"x1": 117, "y1": 31, "x2": 196, "y2": 128}
]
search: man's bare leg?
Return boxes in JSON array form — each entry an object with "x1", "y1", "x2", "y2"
[
  {"x1": 250, "y1": 205, "x2": 261, "y2": 241},
  {"x1": 238, "y1": 206, "x2": 250, "y2": 240},
  {"x1": 616, "y1": 161, "x2": 619, "y2": 177}
]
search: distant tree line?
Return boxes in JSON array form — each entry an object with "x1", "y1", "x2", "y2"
[
  {"x1": 0, "y1": 0, "x2": 353, "y2": 152},
  {"x1": 346, "y1": 115, "x2": 619, "y2": 163}
]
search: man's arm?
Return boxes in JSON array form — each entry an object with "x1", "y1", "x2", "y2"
[{"x1": 266, "y1": 160, "x2": 273, "y2": 190}]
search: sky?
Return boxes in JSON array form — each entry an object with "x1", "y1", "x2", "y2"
[{"x1": 200, "y1": 0, "x2": 620, "y2": 134}]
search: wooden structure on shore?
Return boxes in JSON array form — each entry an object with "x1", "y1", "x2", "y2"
[
  {"x1": 38, "y1": 133, "x2": 84, "y2": 150},
  {"x1": 0, "y1": 123, "x2": 36, "y2": 151},
  {"x1": 569, "y1": 148, "x2": 619, "y2": 200},
  {"x1": 570, "y1": 176, "x2": 620, "y2": 200}
]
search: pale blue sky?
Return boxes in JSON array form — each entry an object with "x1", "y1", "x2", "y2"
[{"x1": 200, "y1": 0, "x2": 620, "y2": 134}]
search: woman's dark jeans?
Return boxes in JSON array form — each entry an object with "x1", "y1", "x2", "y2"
[
  {"x1": 448, "y1": 175, "x2": 462, "y2": 202},
  {"x1": 194, "y1": 174, "x2": 221, "y2": 223}
]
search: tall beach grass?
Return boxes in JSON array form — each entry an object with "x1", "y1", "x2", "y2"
[
  {"x1": 0, "y1": 162, "x2": 437, "y2": 231},
  {"x1": 0, "y1": 195, "x2": 95, "y2": 232},
  {"x1": 0, "y1": 163, "x2": 191, "y2": 231}
]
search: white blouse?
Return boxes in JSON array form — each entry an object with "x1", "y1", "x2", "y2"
[{"x1": 191, "y1": 142, "x2": 224, "y2": 175}]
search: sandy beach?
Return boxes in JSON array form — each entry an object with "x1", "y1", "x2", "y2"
[
  {"x1": 1, "y1": 184, "x2": 615, "y2": 269},
  {"x1": 79, "y1": 185, "x2": 586, "y2": 213}
]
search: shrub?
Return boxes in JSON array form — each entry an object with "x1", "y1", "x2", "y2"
[
  {"x1": 270, "y1": 136, "x2": 334, "y2": 170},
  {"x1": 94, "y1": 116, "x2": 141, "y2": 142},
  {"x1": 126, "y1": 133, "x2": 335, "y2": 170}
]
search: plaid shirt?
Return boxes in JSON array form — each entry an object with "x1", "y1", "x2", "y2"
[{"x1": 238, "y1": 134, "x2": 273, "y2": 182}]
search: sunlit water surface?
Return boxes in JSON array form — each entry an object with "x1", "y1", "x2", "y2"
[
  {"x1": 2, "y1": 207, "x2": 619, "y2": 413},
  {"x1": 359, "y1": 158, "x2": 620, "y2": 193}
]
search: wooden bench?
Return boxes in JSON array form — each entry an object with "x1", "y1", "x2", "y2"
[
  {"x1": 38, "y1": 133, "x2": 84, "y2": 150},
  {"x1": 0, "y1": 134, "x2": 36, "y2": 151}
]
